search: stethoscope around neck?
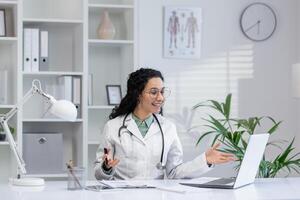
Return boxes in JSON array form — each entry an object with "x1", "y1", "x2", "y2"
[{"x1": 118, "y1": 113, "x2": 166, "y2": 170}]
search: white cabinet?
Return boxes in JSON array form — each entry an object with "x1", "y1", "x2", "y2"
[{"x1": 0, "y1": 0, "x2": 136, "y2": 180}]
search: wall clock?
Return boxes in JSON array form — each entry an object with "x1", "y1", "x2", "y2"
[{"x1": 240, "y1": 2, "x2": 277, "y2": 42}]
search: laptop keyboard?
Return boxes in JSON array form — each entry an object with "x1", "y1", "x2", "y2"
[{"x1": 206, "y1": 177, "x2": 235, "y2": 185}]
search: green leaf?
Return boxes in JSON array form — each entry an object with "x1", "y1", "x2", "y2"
[
  {"x1": 223, "y1": 93, "x2": 232, "y2": 119},
  {"x1": 287, "y1": 152, "x2": 300, "y2": 161},
  {"x1": 192, "y1": 100, "x2": 208, "y2": 110},
  {"x1": 267, "y1": 121, "x2": 282, "y2": 134},
  {"x1": 209, "y1": 115, "x2": 228, "y2": 133},
  {"x1": 266, "y1": 141, "x2": 283, "y2": 150},
  {"x1": 203, "y1": 124, "x2": 219, "y2": 132},
  {"x1": 211, "y1": 133, "x2": 222, "y2": 146},
  {"x1": 220, "y1": 138, "x2": 244, "y2": 154},
  {"x1": 210, "y1": 100, "x2": 224, "y2": 114},
  {"x1": 196, "y1": 131, "x2": 215, "y2": 146},
  {"x1": 265, "y1": 116, "x2": 277, "y2": 124},
  {"x1": 241, "y1": 138, "x2": 248, "y2": 149},
  {"x1": 277, "y1": 139, "x2": 295, "y2": 163}
]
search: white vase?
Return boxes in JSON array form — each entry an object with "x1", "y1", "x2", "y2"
[{"x1": 97, "y1": 10, "x2": 116, "y2": 40}]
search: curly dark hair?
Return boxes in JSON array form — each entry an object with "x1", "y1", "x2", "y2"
[{"x1": 109, "y1": 68, "x2": 164, "y2": 119}]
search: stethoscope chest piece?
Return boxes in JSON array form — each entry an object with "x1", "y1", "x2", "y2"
[{"x1": 156, "y1": 162, "x2": 166, "y2": 170}]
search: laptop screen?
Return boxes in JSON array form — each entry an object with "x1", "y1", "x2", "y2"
[{"x1": 233, "y1": 134, "x2": 269, "y2": 188}]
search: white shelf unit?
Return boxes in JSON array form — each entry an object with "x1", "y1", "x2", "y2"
[
  {"x1": 23, "y1": 173, "x2": 68, "y2": 178},
  {"x1": 88, "y1": 105, "x2": 115, "y2": 109},
  {"x1": 0, "y1": 105, "x2": 14, "y2": 108},
  {"x1": 0, "y1": 0, "x2": 18, "y2": 106},
  {"x1": 0, "y1": 0, "x2": 18, "y2": 37},
  {"x1": 86, "y1": 0, "x2": 136, "y2": 179},
  {"x1": 22, "y1": 119, "x2": 84, "y2": 122},
  {"x1": 88, "y1": 140, "x2": 99, "y2": 145},
  {"x1": 0, "y1": 0, "x2": 18, "y2": 180},
  {"x1": 0, "y1": 0, "x2": 137, "y2": 181},
  {"x1": 88, "y1": 0, "x2": 134, "y2": 6},
  {"x1": 0, "y1": 141, "x2": 9, "y2": 145},
  {"x1": 23, "y1": 18, "x2": 84, "y2": 24},
  {"x1": 23, "y1": 21, "x2": 83, "y2": 72},
  {"x1": 0, "y1": 1, "x2": 18, "y2": 5},
  {"x1": 0, "y1": 106, "x2": 18, "y2": 178},
  {"x1": 18, "y1": 0, "x2": 85, "y2": 179},
  {"x1": 88, "y1": 39, "x2": 134, "y2": 46},
  {"x1": 23, "y1": 71, "x2": 84, "y2": 76},
  {"x1": 0, "y1": 37, "x2": 17, "y2": 44},
  {"x1": 22, "y1": 0, "x2": 83, "y2": 21}
]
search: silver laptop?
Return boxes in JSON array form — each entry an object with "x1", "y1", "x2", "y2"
[{"x1": 180, "y1": 134, "x2": 269, "y2": 189}]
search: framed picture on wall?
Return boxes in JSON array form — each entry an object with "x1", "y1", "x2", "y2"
[
  {"x1": 163, "y1": 6, "x2": 202, "y2": 59},
  {"x1": 0, "y1": 9, "x2": 6, "y2": 37},
  {"x1": 106, "y1": 85, "x2": 122, "y2": 105}
]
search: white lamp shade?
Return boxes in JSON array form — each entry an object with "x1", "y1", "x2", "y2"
[
  {"x1": 292, "y1": 63, "x2": 300, "y2": 98},
  {"x1": 49, "y1": 99, "x2": 77, "y2": 121}
]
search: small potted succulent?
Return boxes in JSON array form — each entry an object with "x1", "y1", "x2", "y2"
[{"x1": 0, "y1": 124, "x2": 15, "y2": 141}]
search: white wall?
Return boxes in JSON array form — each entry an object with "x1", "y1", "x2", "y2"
[{"x1": 138, "y1": 0, "x2": 299, "y2": 177}]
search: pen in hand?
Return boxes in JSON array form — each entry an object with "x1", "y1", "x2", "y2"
[
  {"x1": 102, "y1": 148, "x2": 120, "y2": 169},
  {"x1": 102, "y1": 148, "x2": 111, "y2": 170},
  {"x1": 104, "y1": 148, "x2": 109, "y2": 164}
]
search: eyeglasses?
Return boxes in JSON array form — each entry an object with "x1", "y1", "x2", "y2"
[{"x1": 144, "y1": 87, "x2": 171, "y2": 99}]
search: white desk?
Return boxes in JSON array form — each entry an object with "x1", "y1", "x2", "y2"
[{"x1": 1, "y1": 178, "x2": 300, "y2": 200}]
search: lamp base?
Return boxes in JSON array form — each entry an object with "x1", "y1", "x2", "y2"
[{"x1": 9, "y1": 177, "x2": 45, "y2": 186}]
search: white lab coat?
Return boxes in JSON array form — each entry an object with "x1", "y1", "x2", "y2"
[{"x1": 94, "y1": 113, "x2": 211, "y2": 180}]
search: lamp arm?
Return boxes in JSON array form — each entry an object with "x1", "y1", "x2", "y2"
[
  {"x1": 0, "y1": 119, "x2": 26, "y2": 174},
  {"x1": 5, "y1": 80, "x2": 51, "y2": 121}
]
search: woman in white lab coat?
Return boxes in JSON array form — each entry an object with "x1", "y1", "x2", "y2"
[{"x1": 95, "y1": 68, "x2": 234, "y2": 180}]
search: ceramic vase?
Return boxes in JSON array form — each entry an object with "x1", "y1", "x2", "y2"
[{"x1": 97, "y1": 10, "x2": 116, "y2": 40}]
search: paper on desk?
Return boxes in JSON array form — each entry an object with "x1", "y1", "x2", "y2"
[
  {"x1": 101, "y1": 180, "x2": 154, "y2": 188},
  {"x1": 101, "y1": 177, "x2": 220, "y2": 193},
  {"x1": 151, "y1": 177, "x2": 221, "y2": 194}
]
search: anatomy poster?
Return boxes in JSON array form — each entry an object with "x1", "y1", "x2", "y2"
[{"x1": 164, "y1": 7, "x2": 202, "y2": 59}]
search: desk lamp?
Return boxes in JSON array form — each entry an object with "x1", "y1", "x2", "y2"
[{"x1": 0, "y1": 79, "x2": 77, "y2": 186}]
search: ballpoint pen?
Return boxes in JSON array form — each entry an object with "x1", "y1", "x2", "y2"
[{"x1": 104, "y1": 148, "x2": 109, "y2": 164}]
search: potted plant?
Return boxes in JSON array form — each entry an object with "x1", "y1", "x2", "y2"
[
  {"x1": 0, "y1": 124, "x2": 15, "y2": 141},
  {"x1": 191, "y1": 94, "x2": 300, "y2": 178}
]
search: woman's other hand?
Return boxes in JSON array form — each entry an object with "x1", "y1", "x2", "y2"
[{"x1": 205, "y1": 143, "x2": 235, "y2": 165}]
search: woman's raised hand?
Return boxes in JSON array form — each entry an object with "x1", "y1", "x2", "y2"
[{"x1": 205, "y1": 143, "x2": 235, "y2": 165}]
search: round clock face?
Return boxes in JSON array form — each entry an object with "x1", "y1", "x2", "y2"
[{"x1": 240, "y1": 3, "x2": 277, "y2": 42}]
